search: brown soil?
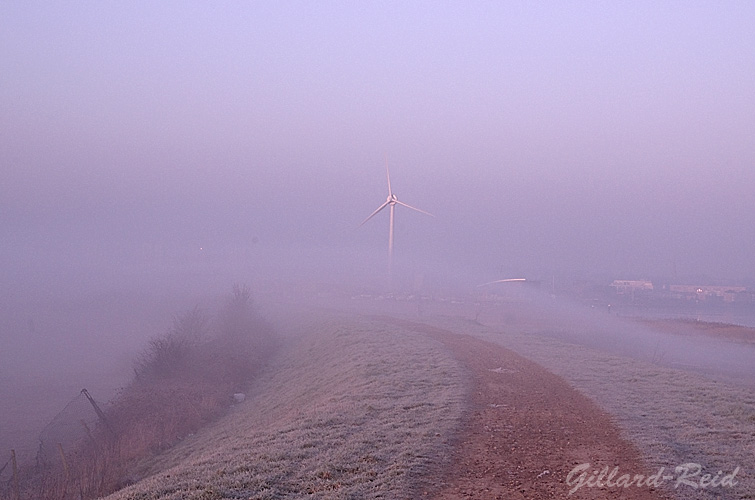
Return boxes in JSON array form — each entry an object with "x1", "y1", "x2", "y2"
[
  {"x1": 638, "y1": 318, "x2": 755, "y2": 344},
  {"x1": 387, "y1": 318, "x2": 674, "y2": 500}
]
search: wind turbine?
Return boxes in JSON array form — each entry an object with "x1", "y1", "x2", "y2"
[{"x1": 360, "y1": 160, "x2": 433, "y2": 270}]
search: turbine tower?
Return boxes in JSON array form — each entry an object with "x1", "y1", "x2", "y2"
[{"x1": 360, "y1": 159, "x2": 433, "y2": 271}]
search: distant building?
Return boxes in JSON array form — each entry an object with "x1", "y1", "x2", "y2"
[
  {"x1": 610, "y1": 280, "x2": 654, "y2": 294},
  {"x1": 668, "y1": 285, "x2": 748, "y2": 303}
]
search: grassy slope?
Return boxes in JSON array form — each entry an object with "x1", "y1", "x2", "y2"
[{"x1": 105, "y1": 313, "x2": 466, "y2": 500}]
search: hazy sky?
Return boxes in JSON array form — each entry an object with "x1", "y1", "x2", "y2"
[{"x1": 3, "y1": 2, "x2": 755, "y2": 284}]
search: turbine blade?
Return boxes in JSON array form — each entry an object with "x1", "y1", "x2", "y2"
[
  {"x1": 360, "y1": 201, "x2": 390, "y2": 226},
  {"x1": 477, "y1": 278, "x2": 527, "y2": 287},
  {"x1": 385, "y1": 156, "x2": 393, "y2": 197},
  {"x1": 395, "y1": 200, "x2": 433, "y2": 217}
]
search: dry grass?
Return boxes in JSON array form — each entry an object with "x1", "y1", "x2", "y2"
[{"x1": 104, "y1": 312, "x2": 466, "y2": 499}]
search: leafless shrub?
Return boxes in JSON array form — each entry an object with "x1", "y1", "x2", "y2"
[
  {"x1": 17, "y1": 286, "x2": 277, "y2": 500},
  {"x1": 133, "y1": 306, "x2": 208, "y2": 381},
  {"x1": 219, "y1": 283, "x2": 254, "y2": 338}
]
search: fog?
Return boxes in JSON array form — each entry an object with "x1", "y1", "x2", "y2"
[
  {"x1": 4, "y1": 2, "x2": 755, "y2": 284},
  {"x1": 475, "y1": 287, "x2": 755, "y2": 385},
  {"x1": 2, "y1": 1, "x2": 755, "y2": 470}
]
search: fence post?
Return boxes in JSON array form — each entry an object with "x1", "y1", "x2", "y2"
[
  {"x1": 81, "y1": 389, "x2": 115, "y2": 437},
  {"x1": 11, "y1": 449, "x2": 20, "y2": 500},
  {"x1": 57, "y1": 443, "x2": 69, "y2": 496}
]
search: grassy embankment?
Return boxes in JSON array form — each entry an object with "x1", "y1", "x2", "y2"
[{"x1": 104, "y1": 313, "x2": 466, "y2": 499}]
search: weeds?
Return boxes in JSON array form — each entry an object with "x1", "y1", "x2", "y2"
[{"x1": 7, "y1": 284, "x2": 277, "y2": 500}]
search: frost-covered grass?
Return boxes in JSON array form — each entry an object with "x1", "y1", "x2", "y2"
[
  {"x1": 422, "y1": 314, "x2": 755, "y2": 500},
  {"x1": 105, "y1": 313, "x2": 466, "y2": 499}
]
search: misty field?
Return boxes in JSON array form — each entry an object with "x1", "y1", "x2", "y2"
[
  {"x1": 104, "y1": 306, "x2": 753, "y2": 499},
  {"x1": 103, "y1": 312, "x2": 466, "y2": 499},
  {"x1": 3, "y1": 299, "x2": 754, "y2": 499}
]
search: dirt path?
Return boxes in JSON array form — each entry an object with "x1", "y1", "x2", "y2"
[{"x1": 387, "y1": 319, "x2": 674, "y2": 500}]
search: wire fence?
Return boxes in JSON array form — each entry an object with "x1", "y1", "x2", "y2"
[
  {"x1": 0, "y1": 451, "x2": 17, "y2": 500},
  {"x1": 1, "y1": 389, "x2": 108, "y2": 500},
  {"x1": 0, "y1": 454, "x2": 10, "y2": 480},
  {"x1": 36, "y1": 390, "x2": 101, "y2": 467}
]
